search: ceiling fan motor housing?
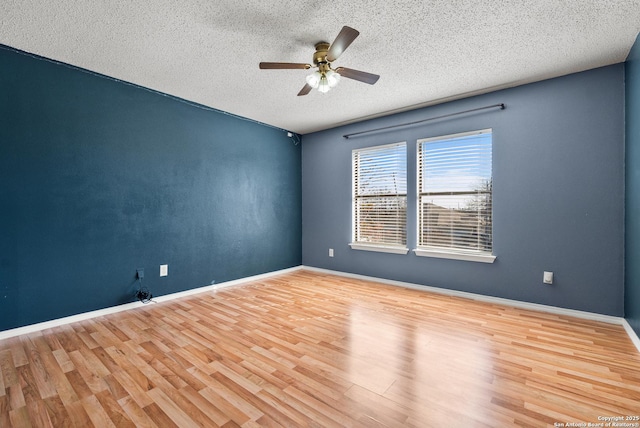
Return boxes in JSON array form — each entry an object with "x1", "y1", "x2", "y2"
[{"x1": 313, "y1": 42, "x2": 331, "y2": 66}]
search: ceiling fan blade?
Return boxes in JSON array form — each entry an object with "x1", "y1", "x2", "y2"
[
  {"x1": 335, "y1": 67, "x2": 380, "y2": 85},
  {"x1": 326, "y1": 26, "x2": 360, "y2": 62},
  {"x1": 259, "y1": 62, "x2": 311, "y2": 70},
  {"x1": 297, "y1": 83, "x2": 313, "y2": 96}
]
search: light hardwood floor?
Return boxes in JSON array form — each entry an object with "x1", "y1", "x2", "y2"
[{"x1": 1, "y1": 270, "x2": 639, "y2": 427}]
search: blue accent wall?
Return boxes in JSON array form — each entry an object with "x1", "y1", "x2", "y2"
[
  {"x1": 302, "y1": 65, "x2": 625, "y2": 316},
  {"x1": 626, "y1": 34, "x2": 640, "y2": 335},
  {"x1": 0, "y1": 46, "x2": 301, "y2": 331}
]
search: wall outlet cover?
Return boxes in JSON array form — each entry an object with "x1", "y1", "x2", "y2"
[
  {"x1": 136, "y1": 268, "x2": 144, "y2": 279},
  {"x1": 160, "y1": 264, "x2": 168, "y2": 277}
]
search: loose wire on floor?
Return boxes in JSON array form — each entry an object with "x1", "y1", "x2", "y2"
[{"x1": 136, "y1": 276, "x2": 154, "y2": 304}]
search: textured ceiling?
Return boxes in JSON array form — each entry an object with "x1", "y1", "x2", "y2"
[{"x1": 1, "y1": 1, "x2": 639, "y2": 134}]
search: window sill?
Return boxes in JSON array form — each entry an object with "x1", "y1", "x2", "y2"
[
  {"x1": 349, "y1": 243, "x2": 409, "y2": 255},
  {"x1": 413, "y1": 248, "x2": 496, "y2": 263}
]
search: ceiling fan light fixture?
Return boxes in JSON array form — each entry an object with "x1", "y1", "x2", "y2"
[
  {"x1": 305, "y1": 71, "x2": 322, "y2": 89},
  {"x1": 325, "y1": 69, "x2": 341, "y2": 88},
  {"x1": 306, "y1": 69, "x2": 340, "y2": 94},
  {"x1": 317, "y1": 74, "x2": 331, "y2": 93}
]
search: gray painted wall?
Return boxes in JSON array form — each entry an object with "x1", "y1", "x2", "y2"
[
  {"x1": 302, "y1": 64, "x2": 624, "y2": 316},
  {"x1": 626, "y1": 34, "x2": 640, "y2": 336}
]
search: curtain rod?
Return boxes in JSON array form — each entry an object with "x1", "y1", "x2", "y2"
[{"x1": 343, "y1": 103, "x2": 505, "y2": 139}]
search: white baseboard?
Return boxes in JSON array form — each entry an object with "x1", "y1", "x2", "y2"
[
  {"x1": 622, "y1": 319, "x2": 640, "y2": 354},
  {"x1": 302, "y1": 266, "x2": 640, "y2": 352},
  {"x1": 302, "y1": 266, "x2": 621, "y2": 323},
  {"x1": 302, "y1": 266, "x2": 640, "y2": 354},
  {"x1": 0, "y1": 266, "x2": 303, "y2": 341}
]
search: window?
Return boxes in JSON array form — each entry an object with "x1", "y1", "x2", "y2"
[
  {"x1": 416, "y1": 129, "x2": 495, "y2": 263},
  {"x1": 351, "y1": 142, "x2": 408, "y2": 254}
]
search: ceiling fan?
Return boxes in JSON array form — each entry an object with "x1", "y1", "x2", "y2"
[{"x1": 259, "y1": 26, "x2": 380, "y2": 96}]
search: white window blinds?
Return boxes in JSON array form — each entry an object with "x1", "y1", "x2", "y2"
[
  {"x1": 352, "y1": 142, "x2": 407, "y2": 248},
  {"x1": 417, "y1": 130, "x2": 492, "y2": 254}
]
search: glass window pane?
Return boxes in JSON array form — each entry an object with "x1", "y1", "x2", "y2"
[{"x1": 418, "y1": 130, "x2": 492, "y2": 253}]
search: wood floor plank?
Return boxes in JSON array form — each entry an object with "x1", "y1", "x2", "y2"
[
  {"x1": 142, "y1": 401, "x2": 178, "y2": 428},
  {"x1": 103, "y1": 347, "x2": 153, "y2": 398},
  {"x1": 198, "y1": 385, "x2": 253, "y2": 426},
  {"x1": 8, "y1": 337, "x2": 29, "y2": 368},
  {"x1": 154, "y1": 382, "x2": 221, "y2": 428},
  {"x1": 64, "y1": 370, "x2": 93, "y2": 401},
  {"x1": 67, "y1": 350, "x2": 108, "y2": 395},
  {"x1": 283, "y1": 381, "x2": 379, "y2": 428},
  {"x1": 92, "y1": 376, "x2": 128, "y2": 403},
  {"x1": 1, "y1": 270, "x2": 639, "y2": 427},
  {"x1": 260, "y1": 382, "x2": 345, "y2": 428},
  {"x1": 117, "y1": 395, "x2": 159, "y2": 428},
  {"x1": 51, "y1": 348, "x2": 74, "y2": 374},
  {"x1": 93, "y1": 389, "x2": 136, "y2": 428},
  {"x1": 0, "y1": 395, "x2": 10, "y2": 427},
  {"x1": 178, "y1": 384, "x2": 231, "y2": 426},
  {"x1": 109, "y1": 368, "x2": 154, "y2": 408},
  {"x1": 17, "y1": 365, "x2": 42, "y2": 405},
  {"x1": 80, "y1": 394, "x2": 116, "y2": 428},
  {"x1": 25, "y1": 399, "x2": 54, "y2": 427},
  {"x1": 9, "y1": 405, "x2": 33, "y2": 428},
  {"x1": 42, "y1": 396, "x2": 71, "y2": 428},
  {"x1": 64, "y1": 400, "x2": 93, "y2": 428},
  {"x1": 21, "y1": 335, "x2": 58, "y2": 400}
]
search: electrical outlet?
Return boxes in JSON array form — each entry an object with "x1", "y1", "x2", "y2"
[
  {"x1": 329, "y1": 248, "x2": 334, "y2": 257},
  {"x1": 160, "y1": 264, "x2": 168, "y2": 277},
  {"x1": 543, "y1": 271, "x2": 553, "y2": 284},
  {"x1": 136, "y1": 268, "x2": 144, "y2": 279}
]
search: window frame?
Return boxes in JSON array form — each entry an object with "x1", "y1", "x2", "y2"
[
  {"x1": 414, "y1": 129, "x2": 495, "y2": 263},
  {"x1": 350, "y1": 141, "x2": 409, "y2": 255}
]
